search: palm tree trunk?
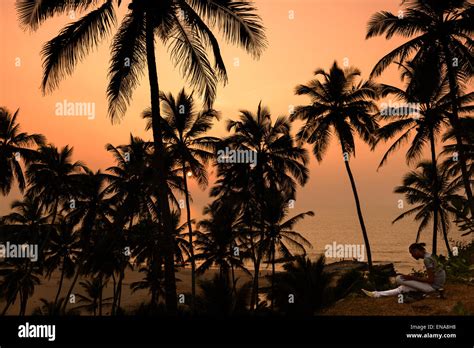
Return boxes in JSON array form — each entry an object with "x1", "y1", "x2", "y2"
[
  {"x1": 342, "y1": 150, "x2": 373, "y2": 271},
  {"x1": 1, "y1": 301, "x2": 12, "y2": 316},
  {"x1": 145, "y1": 10, "x2": 177, "y2": 315},
  {"x1": 441, "y1": 39, "x2": 474, "y2": 215},
  {"x1": 62, "y1": 262, "x2": 82, "y2": 313},
  {"x1": 271, "y1": 241, "x2": 275, "y2": 311},
  {"x1": 440, "y1": 213, "x2": 452, "y2": 257},
  {"x1": 54, "y1": 256, "x2": 66, "y2": 306},
  {"x1": 99, "y1": 276, "x2": 103, "y2": 316},
  {"x1": 182, "y1": 164, "x2": 196, "y2": 312},
  {"x1": 429, "y1": 128, "x2": 439, "y2": 255}
]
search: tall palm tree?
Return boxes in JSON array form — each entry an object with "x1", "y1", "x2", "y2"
[
  {"x1": 291, "y1": 61, "x2": 379, "y2": 271},
  {"x1": 17, "y1": 0, "x2": 267, "y2": 313},
  {"x1": 374, "y1": 55, "x2": 460, "y2": 257},
  {"x1": 217, "y1": 103, "x2": 309, "y2": 308},
  {"x1": 0, "y1": 107, "x2": 45, "y2": 195},
  {"x1": 393, "y1": 160, "x2": 464, "y2": 255},
  {"x1": 143, "y1": 88, "x2": 220, "y2": 311},
  {"x1": 260, "y1": 188, "x2": 313, "y2": 310},
  {"x1": 366, "y1": 0, "x2": 474, "y2": 213}
]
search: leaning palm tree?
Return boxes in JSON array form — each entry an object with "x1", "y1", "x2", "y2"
[
  {"x1": 366, "y1": 0, "x2": 474, "y2": 213},
  {"x1": 260, "y1": 188, "x2": 313, "y2": 310},
  {"x1": 291, "y1": 61, "x2": 379, "y2": 271},
  {"x1": 393, "y1": 160, "x2": 465, "y2": 255},
  {"x1": 17, "y1": 0, "x2": 267, "y2": 313},
  {"x1": 143, "y1": 88, "x2": 220, "y2": 310},
  {"x1": 0, "y1": 107, "x2": 45, "y2": 195}
]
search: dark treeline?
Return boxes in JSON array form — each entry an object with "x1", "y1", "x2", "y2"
[{"x1": 0, "y1": 0, "x2": 472, "y2": 317}]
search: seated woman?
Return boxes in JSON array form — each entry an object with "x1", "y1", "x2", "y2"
[{"x1": 362, "y1": 243, "x2": 446, "y2": 298}]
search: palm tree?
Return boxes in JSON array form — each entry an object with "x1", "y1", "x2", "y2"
[
  {"x1": 291, "y1": 61, "x2": 379, "y2": 271},
  {"x1": 43, "y1": 216, "x2": 81, "y2": 306},
  {"x1": 195, "y1": 201, "x2": 250, "y2": 287},
  {"x1": 260, "y1": 189, "x2": 313, "y2": 310},
  {"x1": 393, "y1": 160, "x2": 464, "y2": 255},
  {"x1": 2, "y1": 195, "x2": 50, "y2": 245},
  {"x1": 17, "y1": 0, "x2": 267, "y2": 313},
  {"x1": 0, "y1": 107, "x2": 45, "y2": 195},
  {"x1": 143, "y1": 88, "x2": 220, "y2": 311},
  {"x1": 74, "y1": 277, "x2": 113, "y2": 316},
  {"x1": 60, "y1": 168, "x2": 113, "y2": 314},
  {"x1": 217, "y1": 102, "x2": 309, "y2": 308},
  {"x1": 0, "y1": 260, "x2": 41, "y2": 316},
  {"x1": 374, "y1": 55, "x2": 459, "y2": 258},
  {"x1": 26, "y1": 144, "x2": 86, "y2": 255},
  {"x1": 366, "y1": 0, "x2": 474, "y2": 213}
]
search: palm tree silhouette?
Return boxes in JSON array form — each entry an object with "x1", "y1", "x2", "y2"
[
  {"x1": 16, "y1": 0, "x2": 267, "y2": 313},
  {"x1": 26, "y1": 145, "x2": 86, "y2": 252},
  {"x1": 291, "y1": 61, "x2": 379, "y2": 271},
  {"x1": 216, "y1": 103, "x2": 309, "y2": 308},
  {"x1": 374, "y1": 56, "x2": 463, "y2": 255},
  {"x1": 393, "y1": 160, "x2": 464, "y2": 255},
  {"x1": 260, "y1": 188, "x2": 313, "y2": 310},
  {"x1": 74, "y1": 277, "x2": 113, "y2": 316},
  {"x1": 143, "y1": 88, "x2": 220, "y2": 311},
  {"x1": 0, "y1": 107, "x2": 45, "y2": 195},
  {"x1": 1, "y1": 196, "x2": 46, "y2": 315},
  {"x1": 43, "y1": 216, "x2": 81, "y2": 306},
  {"x1": 195, "y1": 200, "x2": 250, "y2": 288},
  {"x1": 366, "y1": 0, "x2": 474, "y2": 214},
  {"x1": 0, "y1": 260, "x2": 41, "y2": 316}
]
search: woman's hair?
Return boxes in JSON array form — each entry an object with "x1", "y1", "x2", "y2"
[{"x1": 409, "y1": 242, "x2": 426, "y2": 252}]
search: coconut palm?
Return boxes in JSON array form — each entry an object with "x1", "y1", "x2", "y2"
[
  {"x1": 374, "y1": 55, "x2": 463, "y2": 257},
  {"x1": 43, "y1": 216, "x2": 81, "y2": 306},
  {"x1": 195, "y1": 201, "x2": 250, "y2": 287},
  {"x1": 26, "y1": 144, "x2": 86, "y2": 252},
  {"x1": 291, "y1": 61, "x2": 379, "y2": 271},
  {"x1": 1, "y1": 195, "x2": 50, "y2": 246},
  {"x1": 393, "y1": 160, "x2": 465, "y2": 255},
  {"x1": 74, "y1": 277, "x2": 113, "y2": 316},
  {"x1": 0, "y1": 107, "x2": 45, "y2": 195},
  {"x1": 260, "y1": 188, "x2": 313, "y2": 309},
  {"x1": 17, "y1": 0, "x2": 267, "y2": 313},
  {"x1": 0, "y1": 260, "x2": 41, "y2": 316},
  {"x1": 366, "y1": 0, "x2": 474, "y2": 213},
  {"x1": 143, "y1": 88, "x2": 220, "y2": 310},
  {"x1": 218, "y1": 103, "x2": 309, "y2": 307}
]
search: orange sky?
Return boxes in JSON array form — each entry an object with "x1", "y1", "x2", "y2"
[{"x1": 1, "y1": 0, "x2": 421, "y2": 221}]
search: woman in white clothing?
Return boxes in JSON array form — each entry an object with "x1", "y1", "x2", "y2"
[{"x1": 362, "y1": 243, "x2": 446, "y2": 298}]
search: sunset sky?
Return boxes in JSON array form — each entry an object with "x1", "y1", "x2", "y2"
[{"x1": 1, "y1": 0, "x2": 425, "y2": 225}]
